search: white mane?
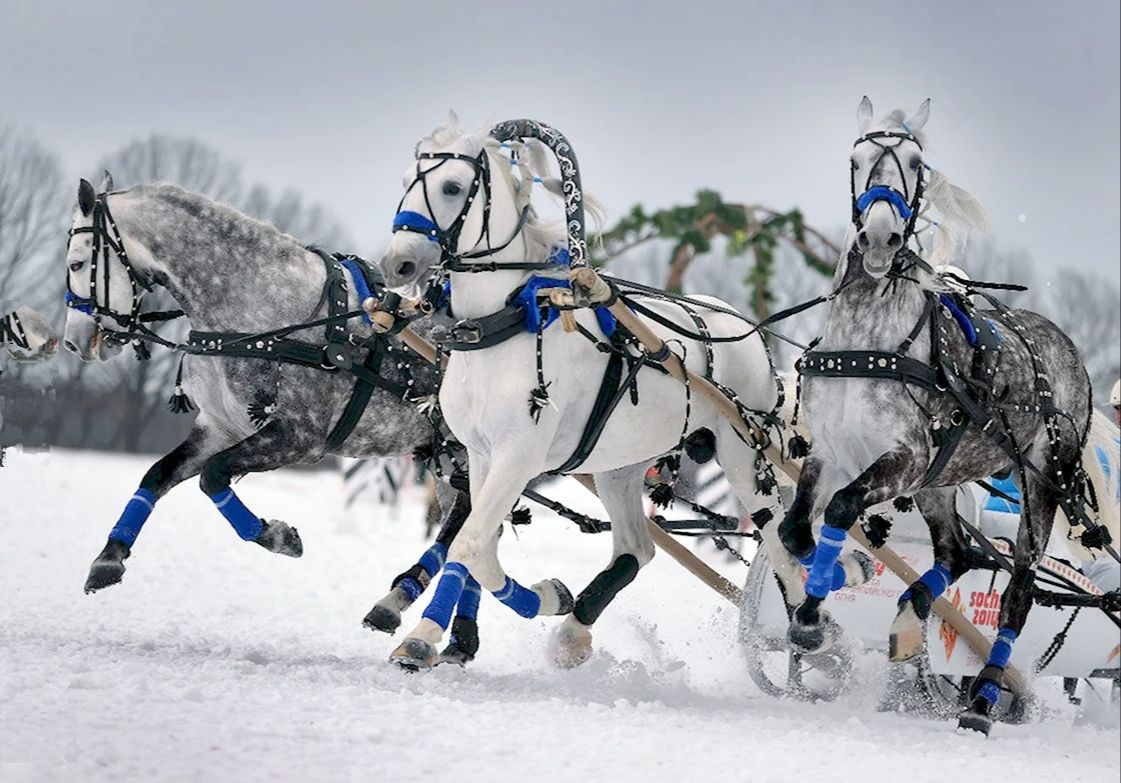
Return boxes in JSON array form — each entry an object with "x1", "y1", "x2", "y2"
[{"x1": 419, "y1": 114, "x2": 606, "y2": 262}]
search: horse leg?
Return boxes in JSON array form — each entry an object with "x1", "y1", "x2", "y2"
[
  {"x1": 197, "y1": 420, "x2": 321, "y2": 556},
  {"x1": 889, "y1": 487, "x2": 974, "y2": 661},
  {"x1": 789, "y1": 447, "x2": 921, "y2": 653},
  {"x1": 363, "y1": 476, "x2": 471, "y2": 634},
  {"x1": 85, "y1": 423, "x2": 227, "y2": 593},
  {"x1": 959, "y1": 459, "x2": 1062, "y2": 735},
  {"x1": 390, "y1": 451, "x2": 572, "y2": 670},
  {"x1": 551, "y1": 464, "x2": 655, "y2": 668}
]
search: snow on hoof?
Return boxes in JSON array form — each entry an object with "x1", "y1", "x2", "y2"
[
  {"x1": 957, "y1": 700, "x2": 995, "y2": 736},
  {"x1": 254, "y1": 519, "x2": 303, "y2": 557},
  {"x1": 389, "y1": 638, "x2": 438, "y2": 672},
  {"x1": 888, "y1": 601, "x2": 925, "y2": 662},
  {"x1": 533, "y1": 578, "x2": 575, "y2": 616},
  {"x1": 788, "y1": 606, "x2": 839, "y2": 655},
  {"x1": 549, "y1": 619, "x2": 593, "y2": 669},
  {"x1": 840, "y1": 550, "x2": 876, "y2": 588},
  {"x1": 84, "y1": 539, "x2": 130, "y2": 594}
]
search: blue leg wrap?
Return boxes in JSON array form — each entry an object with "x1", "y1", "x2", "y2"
[
  {"x1": 418, "y1": 542, "x2": 448, "y2": 578},
  {"x1": 398, "y1": 576, "x2": 424, "y2": 602},
  {"x1": 978, "y1": 627, "x2": 1018, "y2": 707},
  {"x1": 900, "y1": 561, "x2": 952, "y2": 603},
  {"x1": 108, "y1": 488, "x2": 157, "y2": 547},
  {"x1": 456, "y1": 576, "x2": 482, "y2": 620},
  {"x1": 493, "y1": 576, "x2": 541, "y2": 618},
  {"x1": 421, "y1": 562, "x2": 469, "y2": 630},
  {"x1": 798, "y1": 544, "x2": 852, "y2": 592},
  {"x1": 210, "y1": 489, "x2": 264, "y2": 541},
  {"x1": 804, "y1": 525, "x2": 847, "y2": 599}
]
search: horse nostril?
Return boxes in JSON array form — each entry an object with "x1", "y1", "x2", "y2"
[
  {"x1": 857, "y1": 233, "x2": 871, "y2": 249},
  {"x1": 395, "y1": 261, "x2": 416, "y2": 278},
  {"x1": 64, "y1": 340, "x2": 80, "y2": 354},
  {"x1": 887, "y1": 233, "x2": 903, "y2": 248}
]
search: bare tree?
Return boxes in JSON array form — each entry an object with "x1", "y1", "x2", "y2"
[{"x1": 0, "y1": 127, "x2": 67, "y2": 316}]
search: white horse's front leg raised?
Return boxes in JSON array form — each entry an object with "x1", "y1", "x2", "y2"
[
  {"x1": 552, "y1": 465, "x2": 655, "y2": 668},
  {"x1": 389, "y1": 451, "x2": 572, "y2": 670}
]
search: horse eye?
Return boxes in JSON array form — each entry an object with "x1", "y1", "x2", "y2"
[
  {"x1": 909, "y1": 156, "x2": 922, "y2": 171},
  {"x1": 442, "y1": 181, "x2": 464, "y2": 197},
  {"x1": 69, "y1": 261, "x2": 84, "y2": 272}
]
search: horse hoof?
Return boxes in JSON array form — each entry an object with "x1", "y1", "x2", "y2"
[
  {"x1": 788, "y1": 607, "x2": 838, "y2": 654},
  {"x1": 437, "y1": 642, "x2": 475, "y2": 668},
  {"x1": 254, "y1": 520, "x2": 303, "y2": 558},
  {"x1": 550, "y1": 620, "x2": 593, "y2": 669},
  {"x1": 363, "y1": 602, "x2": 402, "y2": 635},
  {"x1": 533, "y1": 578, "x2": 575, "y2": 616},
  {"x1": 389, "y1": 638, "x2": 438, "y2": 672},
  {"x1": 84, "y1": 539, "x2": 130, "y2": 594},
  {"x1": 437, "y1": 616, "x2": 479, "y2": 666},
  {"x1": 957, "y1": 700, "x2": 994, "y2": 736},
  {"x1": 842, "y1": 551, "x2": 876, "y2": 587},
  {"x1": 888, "y1": 602, "x2": 924, "y2": 662}
]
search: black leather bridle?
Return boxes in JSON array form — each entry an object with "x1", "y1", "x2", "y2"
[{"x1": 850, "y1": 129, "x2": 926, "y2": 243}]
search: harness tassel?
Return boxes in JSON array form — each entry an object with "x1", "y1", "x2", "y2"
[
  {"x1": 863, "y1": 513, "x2": 893, "y2": 549},
  {"x1": 528, "y1": 383, "x2": 551, "y2": 423},
  {"x1": 649, "y1": 482, "x2": 675, "y2": 509},
  {"x1": 787, "y1": 433, "x2": 811, "y2": 459},
  {"x1": 893, "y1": 495, "x2": 915, "y2": 513},
  {"x1": 247, "y1": 389, "x2": 277, "y2": 429},
  {"x1": 166, "y1": 355, "x2": 195, "y2": 414},
  {"x1": 132, "y1": 339, "x2": 151, "y2": 361},
  {"x1": 509, "y1": 506, "x2": 532, "y2": 526}
]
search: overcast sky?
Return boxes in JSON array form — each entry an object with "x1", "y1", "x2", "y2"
[{"x1": 3, "y1": 0, "x2": 1118, "y2": 284}]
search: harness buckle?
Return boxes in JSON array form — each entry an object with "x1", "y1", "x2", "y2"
[
  {"x1": 324, "y1": 342, "x2": 354, "y2": 370},
  {"x1": 436, "y1": 319, "x2": 482, "y2": 345}
]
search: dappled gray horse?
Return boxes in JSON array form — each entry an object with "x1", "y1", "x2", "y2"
[
  {"x1": 62, "y1": 175, "x2": 479, "y2": 658},
  {"x1": 771, "y1": 99, "x2": 1095, "y2": 735}
]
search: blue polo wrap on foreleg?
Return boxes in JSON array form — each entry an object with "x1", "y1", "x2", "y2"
[
  {"x1": 978, "y1": 627, "x2": 1018, "y2": 706},
  {"x1": 108, "y1": 488, "x2": 157, "y2": 547},
  {"x1": 798, "y1": 544, "x2": 854, "y2": 591},
  {"x1": 804, "y1": 525, "x2": 848, "y2": 599},
  {"x1": 493, "y1": 576, "x2": 541, "y2": 618},
  {"x1": 418, "y1": 542, "x2": 447, "y2": 578},
  {"x1": 209, "y1": 488, "x2": 264, "y2": 541},
  {"x1": 456, "y1": 576, "x2": 482, "y2": 620},
  {"x1": 421, "y1": 561, "x2": 469, "y2": 630},
  {"x1": 900, "y1": 562, "x2": 952, "y2": 603},
  {"x1": 397, "y1": 542, "x2": 449, "y2": 601}
]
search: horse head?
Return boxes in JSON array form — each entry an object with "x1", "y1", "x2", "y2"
[
  {"x1": 848, "y1": 97, "x2": 932, "y2": 277},
  {"x1": 63, "y1": 171, "x2": 139, "y2": 361},
  {"x1": 382, "y1": 112, "x2": 557, "y2": 298}
]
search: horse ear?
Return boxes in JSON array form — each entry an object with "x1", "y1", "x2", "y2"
[
  {"x1": 99, "y1": 169, "x2": 114, "y2": 192},
  {"x1": 857, "y1": 96, "x2": 874, "y2": 134},
  {"x1": 78, "y1": 178, "x2": 96, "y2": 217},
  {"x1": 909, "y1": 99, "x2": 931, "y2": 132}
]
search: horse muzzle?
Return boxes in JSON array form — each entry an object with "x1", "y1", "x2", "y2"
[
  {"x1": 381, "y1": 238, "x2": 440, "y2": 297},
  {"x1": 63, "y1": 311, "x2": 122, "y2": 362}
]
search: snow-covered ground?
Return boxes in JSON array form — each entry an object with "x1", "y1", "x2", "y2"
[{"x1": 1, "y1": 449, "x2": 1118, "y2": 783}]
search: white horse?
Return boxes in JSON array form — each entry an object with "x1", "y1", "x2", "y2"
[{"x1": 378, "y1": 116, "x2": 870, "y2": 668}]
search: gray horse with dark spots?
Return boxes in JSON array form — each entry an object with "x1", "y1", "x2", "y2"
[
  {"x1": 768, "y1": 99, "x2": 1095, "y2": 736},
  {"x1": 62, "y1": 174, "x2": 478, "y2": 660}
]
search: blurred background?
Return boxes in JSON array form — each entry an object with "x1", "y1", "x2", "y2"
[{"x1": 1, "y1": 0, "x2": 1118, "y2": 455}]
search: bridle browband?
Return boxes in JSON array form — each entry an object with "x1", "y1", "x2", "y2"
[
  {"x1": 850, "y1": 129, "x2": 926, "y2": 242},
  {"x1": 65, "y1": 192, "x2": 183, "y2": 349},
  {"x1": 392, "y1": 148, "x2": 552, "y2": 275}
]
